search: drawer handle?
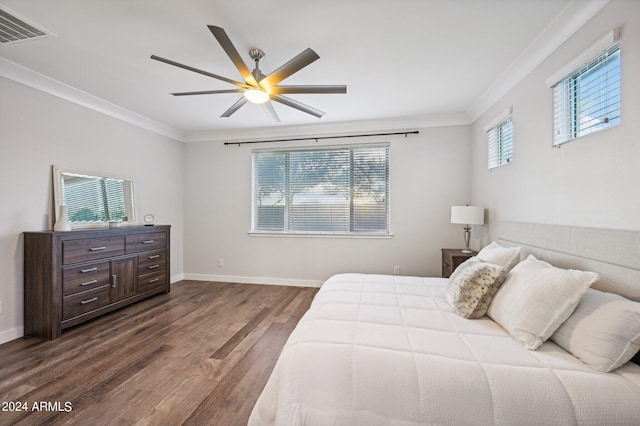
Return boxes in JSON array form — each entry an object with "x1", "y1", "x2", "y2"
[
  {"x1": 80, "y1": 267, "x2": 98, "y2": 273},
  {"x1": 148, "y1": 255, "x2": 160, "y2": 259},
  {"x1": 81, "y1": 279, "x2": 98, "y2": 286},
  {"x1": 142, "y1": 240, "x2": 155, "y2": 244},
  {"x1": 89, "y1": 246, "x2": 107, "y2": 252},
  {"x1": 112, "y1": 274, "x2": 117, "y2": 288},
  {"x1": 80, "y1": 297, "x2": 98, "y2": 305},
  {"x1": 148, "y1": 278, "x2": 160, "y2": 284},
  {"x1": 148, "y1": 264, "x2": 160, "y2": 270}
]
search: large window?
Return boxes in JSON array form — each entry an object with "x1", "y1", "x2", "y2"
[
  {"x1": 550, "y1": 40, "x2": 620, "y2": 146},
  {"x1": 252, "y1": 144, "x2": 389, "y2": 235}
]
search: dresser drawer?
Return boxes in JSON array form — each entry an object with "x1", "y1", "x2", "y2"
[
  {"x1": 126, "y1": 232, "x2": 166, "y2": 253},
  {"x1": 62, "y1": 260, "x2": 111, "y2": 296},
  {"x1": 138, "y1": 272, "x2": 166, "y2": 293},
  {"x1": 138, "y1": 258, "x2": 166, "y2": 276},
  {"x1": 62, "y1": 285, "x2": 111, "y2": 320},
  {"x1": 138, "y1": 250, "x2": 167, "y2": 272},
  {"x1": 62, "y1": 236, "x2": 125, "y2": 265}
]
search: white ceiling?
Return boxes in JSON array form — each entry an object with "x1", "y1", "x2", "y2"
[{"x1": 1, "y1": 0, "x2": 606, "y2": 141}]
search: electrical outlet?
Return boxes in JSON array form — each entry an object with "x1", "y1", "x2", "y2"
[
  {"x1": 393, "y1": 266, "x2": 400, "y2": 275},
  {"x1": 218, "y1": 258, "x2": 224, "y2": 267}
]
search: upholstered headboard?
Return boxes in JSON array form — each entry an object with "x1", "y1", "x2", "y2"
[
  {"x1": 496, "y1": 221, "x2": 640, "y2": 365},
  {"x1": 497, "y1": 221, "x2": 640, "y2": 301}
]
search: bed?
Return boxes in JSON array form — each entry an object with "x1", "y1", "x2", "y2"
[{"x1": 249, "y1": 222, "x2": 640, "y2": 425}]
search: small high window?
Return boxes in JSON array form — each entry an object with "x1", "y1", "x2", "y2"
[
  {"x1": 485, "y1": 108, "x2": 513, "y2": 170},
  {"x1": 547, "y1": 30, "x2": 621, "y2": 146}
]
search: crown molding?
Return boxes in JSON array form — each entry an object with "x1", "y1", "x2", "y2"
[
  {"x1": 182, "y1": 112, "x2": 472, "y2": 143},
  {"x1": 2, "y1": 0, "x2": 610, "y2": 142},
  {"x1": 0, "y1": 57, "x2": 185, "y2": 142},
  {"x1": 0, "y1": 55, "x2": 470, "y2": 143},
  {"x1": 467, "y1": 0, "x2": 612, "y2": 122}
]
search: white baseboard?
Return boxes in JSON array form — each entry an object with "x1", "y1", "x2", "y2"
[
  {"x1": 0, "y1": 326, "x2": 24, "y2": 345},
  {"x1": 170, "y1": 273, "x2": 185, "y2": 284},
  {"x1": 182, "y1": 273, "x2": 323, "y2": 288}
]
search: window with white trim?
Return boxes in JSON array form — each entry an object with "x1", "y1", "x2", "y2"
[
  {"x1": 548, "y1": 30, "x2": 621, "y2": 146},
  {"x1": 251, "y1": 144, "x2": 389, "y2": 235},
  {"x1": 487, "y1": 116, "x2": 513, "y2": 169},
  {"x1": 485, "y1": 107, "x2": 513, "y2": 170}
]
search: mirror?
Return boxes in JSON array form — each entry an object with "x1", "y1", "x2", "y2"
[{"x1": 53, "y1": 166, "x2": 137, "y2": 228}]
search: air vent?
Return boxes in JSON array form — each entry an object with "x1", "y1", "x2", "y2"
[{"x1": 0, "y1": 6, "x2": 52, "y2": 44}]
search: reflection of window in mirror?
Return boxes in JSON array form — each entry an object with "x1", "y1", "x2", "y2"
[
  {"x1": 61, "y1": 174, "x2": 127, "y2": 222},
  {"x1": 53, "y1": 166, "x2": 136, "y2": 228}
]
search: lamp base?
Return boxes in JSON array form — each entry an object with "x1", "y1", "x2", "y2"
[{"x1": 462, "y1": 225, "x2": 473, "y2": 253}]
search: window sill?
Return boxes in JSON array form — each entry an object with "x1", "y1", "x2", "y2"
[{"x1": 248, "y1": 231, "x2": 393, "y2": 239}]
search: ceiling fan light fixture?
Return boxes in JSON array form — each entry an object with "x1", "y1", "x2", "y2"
[
  {"x1": 152, "y1": 26, "x2": 345, "y2": 120},
  {"x1": 244, "y1": 88, "x2": 269, "y2": 104}
]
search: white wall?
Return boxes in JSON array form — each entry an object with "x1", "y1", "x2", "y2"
[
  {"x1": 183, "y1": 125, "x2": 472, "y2": 285},
  {"x1": 0, "y1": 78, "x2": 185, "y2": 343},
  {"x1": 470, "y1": 0, "x2": 640, "y2": 238}
]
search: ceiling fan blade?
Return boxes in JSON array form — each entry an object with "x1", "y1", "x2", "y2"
[
  {"x1": 259, "y1": 48, "x2": 320, "y2": 90},
  {"x1": 151, "y1": 55, "x2": 249, "y2": 89},
  {"x1": 207, "y1": 26, "x2": 259, "y2": 87},
  {"x1": 171, "y1": 89, "x2": 244, "y2": 96},
  {"x1": 270, "y1": 94, "x2": 325, "y2": 118},
  {"x1": 221, "y1": 96, "x2": 248, "y2": 118},
  {"x1": 261, "y1": 102, "x2": 281, "y2": 123},
  {"x1": 270, "y1": 85, "x2": 347, "y2": 95}
]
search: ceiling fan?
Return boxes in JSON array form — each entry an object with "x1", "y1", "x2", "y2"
[{"x1": 151, "y1": 25, "x2": 347, "y2": 122}]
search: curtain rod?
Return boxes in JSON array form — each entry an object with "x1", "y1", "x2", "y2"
[{"x1": 223, "y1": 130, "x2": 419, "y2": 146}]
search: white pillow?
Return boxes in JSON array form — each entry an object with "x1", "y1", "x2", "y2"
[
  {"x1": 477, "y1": 241, "x2": 521, "y2": 271},
  {"x1": 551, "y1": 289, "x2": 640, "y2": 372},
  {"x1": 487, "y1": 255, "x2": 598, "y2": 350}
]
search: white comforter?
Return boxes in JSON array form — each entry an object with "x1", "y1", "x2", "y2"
[{"x1": 249, "y1": 273, "x2": 640, "y2": 425}]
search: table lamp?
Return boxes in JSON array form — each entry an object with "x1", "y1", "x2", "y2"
[{"x1": 451, "y1": 205, "x2": 485, "y2": 253}]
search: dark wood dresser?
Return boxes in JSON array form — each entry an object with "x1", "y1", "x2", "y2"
[
  {"x1": 24, "y1": 225, "x2": 170, "y2": 339},
  {"x1": 441, "y1": 248, "x2": 477, "y2": 278}
]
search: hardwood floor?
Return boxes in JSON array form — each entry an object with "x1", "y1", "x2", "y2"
[{"x1": 0, "y1": 281, "x2": 318, "y2": 426}]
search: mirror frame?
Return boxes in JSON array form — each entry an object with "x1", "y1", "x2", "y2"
[{"x1": 52, "y1": 165, "x2": 137, "y2": 229}]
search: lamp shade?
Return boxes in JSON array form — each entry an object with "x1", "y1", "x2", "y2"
[{"x1": 451, "y1": 206, "x2": 484, "y2": 225}]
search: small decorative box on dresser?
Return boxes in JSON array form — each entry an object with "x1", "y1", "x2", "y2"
[
  {"x1": 441, "y1": 248, "x2": 477, "y2": 278},
  {"x1": 24, "y1": 225, "x2": 171, "y2": 339}
]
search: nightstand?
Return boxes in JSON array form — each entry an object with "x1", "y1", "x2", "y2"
[{"x1": 441, "y1": 248, "x2": 477, "y2": 278}]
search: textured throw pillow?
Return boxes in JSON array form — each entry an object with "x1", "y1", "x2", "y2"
[
  {"x1": 446, "y1": 258, "x2": 507, "y2": 319},
  {"x1": 447, "y1": 256, "x2": 479, "y2": 282},
  {"x1": 477, "y1": 241, "x2": 521, "y2": 271},
  {"x1": 487, "y1": 255, "x2": 598, "y2": 350},
  {"x1": 551, "y1": 289, "x2": 640, "y2": 372}
]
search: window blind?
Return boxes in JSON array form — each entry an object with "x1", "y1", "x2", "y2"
[
  {"x1": 62, "y1": 175, "x2": 126, "y2": 222},
  {"x1": 552, "y1": 42, "x2": 620, "y2": 146},
  {"x1": 487, "y1": 116, "x2": 513, "y2": 169},
  {"x1": 252, "y1": 144, "x2": 389, "y2": 234},
  {"x1": 104, "y1": 178, "x2": 127, "y2": 221}
]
